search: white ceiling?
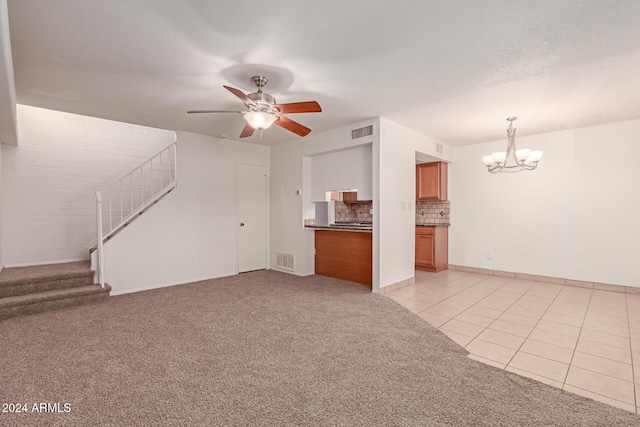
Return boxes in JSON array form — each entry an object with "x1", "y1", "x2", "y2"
[{"x1": 6, "y1": 0, "x2": 640, "y2": 146}]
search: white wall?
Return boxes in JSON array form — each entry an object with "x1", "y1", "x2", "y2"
[
  {"x1": 0, "y1": 143, "x2": 3, "y2": 269},
  {"x1": 450, "y1": 119, "x2": 640, "y2": 287},
  {"x1": 376, "y1": 117, "x2": 452, "y2": 292},
  {"x1": 103, "y1": 131, "x2": 269, "y2": 295},
  {"x1": 1, "y1": 105, "x2": 176, "y2": 266},
  {"x1": 270, "y1": 117, "x2": 452, "y2": 292},
  {"x1": 0, "y1": 0, "x2": 18, "y2": 146},
  {"x1": 310, "y1": 144, "x2": 372, "y2": 201},
  {"x1": 270, "y1": 120, "x2": 377, "y2": 278}
]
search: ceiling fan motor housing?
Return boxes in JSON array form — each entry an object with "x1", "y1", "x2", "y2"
[{"x1": 247, "y1": 91, "x2": 276, "y2": 110}]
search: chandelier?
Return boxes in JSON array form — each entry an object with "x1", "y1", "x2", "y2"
[{"x1": 482, "y1": 117, "x2": 543, "y2": 173}]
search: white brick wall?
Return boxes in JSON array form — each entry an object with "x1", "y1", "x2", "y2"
[
  {"x1": 1, "y1": 105, "x2": 176, "y2": 266},
  {"x1": 0, "y1": 144, "x2": 3, "y2": 269}
]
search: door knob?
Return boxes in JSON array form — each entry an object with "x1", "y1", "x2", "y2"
[{"x1": 240, "y1": 222, "x2": 245, "y2": 227}]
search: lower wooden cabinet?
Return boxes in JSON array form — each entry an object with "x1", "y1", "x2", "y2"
[
  {"x1": 315, "y1": 230, "x2": 372, "y2": 286},
  {"x1": 415, "y1": 226, "x2": 448, "y2": 272}
]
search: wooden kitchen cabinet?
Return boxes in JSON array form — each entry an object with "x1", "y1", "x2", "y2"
[
  {"x1": 315, "y1": 230, "x2": 372, "y2": 286},
  {"x1": 416, "y1": 162, "x2": 448, "y2": 201},
  {"x1": 342, "y1": 191, "x2": 358, "y2": 202},
  {"x1": 415, "y1": 226, "x2": 448, "y2": 272}
]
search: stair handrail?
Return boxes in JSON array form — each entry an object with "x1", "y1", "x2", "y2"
[
  {"x1": 100, "y1": 142, "x2": 177, "y2": 239},
  {"x1": 104, "y1": 141, "x2": 177, "y2": 194},
  {"x1": 95, "y1": 191, "x2": 105, "y2": 287},
  {"x1": 92, "y1": 142, "x2": 177, "y2": 285}
]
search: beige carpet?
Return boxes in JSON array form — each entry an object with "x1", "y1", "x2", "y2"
[{"x1": 0, "y1": 270, "x2": 638, "y2": 426}]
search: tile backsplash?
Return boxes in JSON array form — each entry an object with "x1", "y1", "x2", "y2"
[
  {"x1": 416, "y1": 201, "x2": 450, "y2": 225},
  {"x1": 335, "y1": 201, "x2": 373, "y2": 223},
  {"x1": 325, "y1": 200, "x2": 449, "y2": 225}
]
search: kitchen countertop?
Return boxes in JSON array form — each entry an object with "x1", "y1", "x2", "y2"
[
  {"x1": 306, "y1": 223, "x2": 448, "y2": 231},
  {"x1": 305, "y1": 225, "x2": 373, "y2": 233}
]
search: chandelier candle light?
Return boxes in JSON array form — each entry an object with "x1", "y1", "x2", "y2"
[{"x1": 482, "y1": 117, "x2": 543, "y2": 173}]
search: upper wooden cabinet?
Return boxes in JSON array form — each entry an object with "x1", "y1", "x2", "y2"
[
  {"x1": 342, "y1": 191, "x2": 358, "y2": 202},
  {"x1": 416, "y1": 162, "x2": 448, "y2": 201}
]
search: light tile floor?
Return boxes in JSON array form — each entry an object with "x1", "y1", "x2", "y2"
[{"x1": 385, "y1": 269, "x2": 640, "y2": 414}]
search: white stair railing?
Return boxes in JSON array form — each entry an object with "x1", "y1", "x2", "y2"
[
  {"x1": 95, "y1": 192, "x2": 105, "y2": 287},
  {"x1": 93, "y1": 142, "x2": 177, "y2": 284}
]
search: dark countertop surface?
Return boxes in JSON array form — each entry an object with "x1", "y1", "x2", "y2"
[
  {"x1": 306, "y1": 223, "x2": 448, "y2": 231},
  {"x1": 305, "y1": 225, "x2": 373, "y2": 233}
]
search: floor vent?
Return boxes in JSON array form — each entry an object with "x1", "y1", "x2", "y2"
[
  {"x1": 275, "y1": 252, "x2": 295, "y2": 272},
  {"x1": 351, "y1": 125, "x2": 373, "y2": 140}
]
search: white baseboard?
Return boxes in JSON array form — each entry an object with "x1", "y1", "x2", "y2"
[{"x1": 109, "y1": 272, "x2": 240, "y2": 296}]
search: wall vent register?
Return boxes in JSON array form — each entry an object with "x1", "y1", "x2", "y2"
[
  {"x1": 351, "y1": 125, "x2": 373, "y2": 140},
  {"x1": 276, "y1": 252, "x2": 295, "y2": 272}
]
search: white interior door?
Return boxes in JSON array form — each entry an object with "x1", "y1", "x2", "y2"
[{"x1": 237, "y1": 163, "x2": 268, "y2": 273}]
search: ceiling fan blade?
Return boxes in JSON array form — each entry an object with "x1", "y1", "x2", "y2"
[
  {"x1": 274, "y1": 101, "x2": 322, "y2": 114},
  {"x1": 239, "y1": 123, "x2": 255, "y2": 138},
  {"x1": 223, "y1": 85, "x2": 257, "y2": 107},
  {"x1": 274, "y1": 115, "x2": 311, "y2": 137},
  {"x1": 187, "y1": 110, "x2": 244, "y2": 114}
]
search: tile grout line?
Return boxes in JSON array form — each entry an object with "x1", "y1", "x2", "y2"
[
  {"x1": 454, "y1": 278, "x2": 541, "y2": 357},
  {"x1": 421, "y1": 274, "x2": 513, "y2": 324},
  {"x1": 405, "y1": 273, "x2": 640, "y2": 413},
  {"x1": 468, "y1": 333, "x2": 633, "y2": 377},
  {"x1": 561, "y1": 288, "x2": 595, "y2": 388},
  {"x1": 417, "y1": 275, "x2": 534, "y2": 341},
  {"x1": 502, "y1": 282, "x2": 570, "y2": 371},
  {"x1": 625, "y1": 293, "x2": 638, "y2": 413},
  {"x1": 407, "y1": 272, "x2": 485, "y2": 310},
  {"x1": 392, "y1": 273, "x2": 490, "y2": 320},
  {"x1": 563, "y1": 383, "x2": 636, "y2": 411},
  {"x1": 465, "y1": 291, "x2": 636, "y2": 384},
  {"x1": 437, "y1": 276, "x2": 533, "y2": 333}
]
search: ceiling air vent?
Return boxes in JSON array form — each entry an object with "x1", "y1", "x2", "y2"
[
  {"x1": 351, "y1": 125, "x2": 373, "y2": 140},
  {"x1": 276, "y1": 251, "x2": 295, "y2": 272}
]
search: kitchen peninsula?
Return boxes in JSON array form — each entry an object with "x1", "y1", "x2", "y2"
[
  {"x1": 306, "y1": 190, "x2": 373, "y2": 287},
  {"x1": 305, "y1": 223, "x2": 372, "y2": 287}
]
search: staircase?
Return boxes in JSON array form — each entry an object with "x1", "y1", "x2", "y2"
[
  {"x1": 0, "y1": 261, "x2": 110, "y2": 321},
  {"x1": 0, "y1": 142, "x2": 176, "y2": 321},
  {"x1": 92, "y1": 142, "x2": 177, "y2": 286}
]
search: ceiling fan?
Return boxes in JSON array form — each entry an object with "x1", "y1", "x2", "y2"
[{"x1": 187, "y1": 76, "x2": 322, "y2": 139}]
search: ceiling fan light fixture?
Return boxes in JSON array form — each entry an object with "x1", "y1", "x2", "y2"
[
  {"x1": 243, "y1": 111, "x2": 277, "y2": 130},
  {"x1": 187, "y1": 75, "x2": 320, "y2": 138}
]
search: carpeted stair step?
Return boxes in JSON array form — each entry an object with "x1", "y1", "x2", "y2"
[
  {"x1": 0, "y1": 283, "x2": 111, "y2": 321},
  {"x1": 0, "y1": 261, "x2": 111, "y2": 321},
  {"x1": 0, "y1": 261, "x2": 95, "y2": 298}
]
